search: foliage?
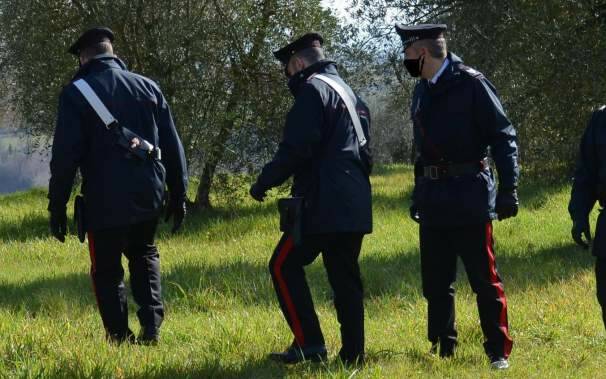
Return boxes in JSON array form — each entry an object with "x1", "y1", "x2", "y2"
[
  {"x1": 351, "y1": 0, "x2": 606, "y2": 176},
  {"x1": 0, "y1": 0, "x2": 339, "y2": 209},
  {"x1": 0, "y1": 165, "x2": 603, "y2": 377}
]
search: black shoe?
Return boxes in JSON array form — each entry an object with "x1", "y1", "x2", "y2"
[
  {"x1": 137, "y1": 329, "x2": 159, "y2": 346},
  {"x1": 107, "y1": 329, "x2": 135, "y2": 345},
  {"x1": 269, "y1": 344, "x2": 327, "y2": 364},
  {"x1": 429, "y1": 341, "x2": 456, "y2": 358},
  {"x1": 439, "y1": 342, "x2": 456, "y2": 358},
  {"x1": 136, "y1": 324, "x2": 160, "y2": 346}
]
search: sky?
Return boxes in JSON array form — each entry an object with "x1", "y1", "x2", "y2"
[{"x1": 321, "y1": 0, "x2": 351, "y2": 20}]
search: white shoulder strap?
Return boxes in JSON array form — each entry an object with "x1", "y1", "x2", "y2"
[
  {"x1": 73, "y1": 79, "x2": 117, "y2": 128},
  {"x1": 313, "y1": 74, "x2": 367, "y2": 147}
]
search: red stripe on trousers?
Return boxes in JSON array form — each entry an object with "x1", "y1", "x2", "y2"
[
  {"x1": 273, "y1": 237, "x2": 306, "y2": 346},
  {"x1": 87, "y1": 232, "x2": 102, "y2": 310},
  {"x1": 485, "y1": 222, "x2": 513, "y2": 358}
]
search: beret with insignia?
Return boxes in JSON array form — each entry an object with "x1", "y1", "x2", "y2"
[
  {"x1": 273, "y1": 32, "x2": 324, "y2": 65},
  {"x1": 394, "y1": 23, "x2": 446, "y2": 51},
  {"x1": 68, "y1": 27, "x2": 114, "y2": 56}
]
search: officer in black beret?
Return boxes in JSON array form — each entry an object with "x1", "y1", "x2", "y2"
[
  {"x1": 569, "y1": 106, "x2": 606, "y2": 329},
  {"x1": 250, "y1": 33, "x2": 373, "y2": 365},
  {"x1": 48, "y1": 27, "x2": 188, "y2": 344},
  {"x1": 395, "y1": 23, "x2": 519, "y2": 370}
]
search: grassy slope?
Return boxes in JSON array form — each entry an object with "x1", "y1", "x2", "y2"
[{"x1": 0, "y1": 165, "x2": 603, "y2": 378}]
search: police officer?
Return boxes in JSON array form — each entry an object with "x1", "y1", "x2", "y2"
[
  {"x1": 249, "y1": 33, "x2": 372, "y2": 365},
  {"x1": 48, "y1": 27, "x2": 188, "y2": 344},
  {"x1": 395, "y1": 24, "x2": 519, "y2": 369},
  {"x1": 569, "y1": 106, "x2": 606, "y2": 329}
]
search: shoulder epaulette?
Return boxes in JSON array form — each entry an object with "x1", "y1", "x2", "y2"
[
  {"x1": 459, "y1": 64, "x2": 483, "y2": 79},
  {"x1": 598, "y1": 105, "x2": 606, "y2": 112}
]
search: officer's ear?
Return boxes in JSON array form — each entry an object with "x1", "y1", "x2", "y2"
[{"x1": 287, "y1": 56, "x2": 305, "y2": 76}]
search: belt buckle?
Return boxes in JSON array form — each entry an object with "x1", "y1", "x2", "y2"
[
  {"x1": 429, "y1": 166, "x2": 439, "y2": 180},
  {"x1": 150, "y1": 147, "x2": 161, "y2": 160}
]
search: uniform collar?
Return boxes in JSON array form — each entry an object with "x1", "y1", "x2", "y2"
[
  {"x1": 287, "y1": 60, "x2": 337, "y2": 96},
  {"x1": 72, "y1": 54, "x2": 128, "y2": 81},
  {"x1": 421, "y1": 52, "x2": 465, "y2": 93},
  {"x1": 430, "y1": 58, "x2": 450, "y2": 84}
]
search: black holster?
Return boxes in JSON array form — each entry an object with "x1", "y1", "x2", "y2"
[
  {"x1": 74, "y1": 195, "x2": 86, "y2": 243},
  {"x1": 594, "y1": 210, "x2": 606, "y2": 257},
  {"x1": 278, "y1": 197, "x2": 304, "y2": 247}
]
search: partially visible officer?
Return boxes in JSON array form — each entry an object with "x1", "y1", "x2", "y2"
[
  {"x1": 249, "y1": 33, "x2": 373, "y2": 365},
  {"x1": 395, "y1": 24, "x2": 519, "y2": 370},
  {"x1": 48, "y1": 27, "x2": 188, "y2": 344},
  {"x1": 569, "y1": 106, "x2": 606, "y2": 328}
]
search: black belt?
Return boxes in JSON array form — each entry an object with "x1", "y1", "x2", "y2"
[{"x1": 423, "y1": 158, "x2": 489, "y2": 180}]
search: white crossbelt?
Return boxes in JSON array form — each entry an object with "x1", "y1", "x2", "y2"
[
  {"x1": 313, "y1": 74, "x2": 367, "y2": 147},
  {"x1": 73, "y1": 79, "x2": 155, "y2": 152},
  {"x1": 73, "y1": 79, "x2": 117, "y2": 128}
]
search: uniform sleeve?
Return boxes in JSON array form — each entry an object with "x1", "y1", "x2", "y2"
[
  {"x1": 48, "y1": 89, "x2": 84, "y2": 212},
  {"x1": 569, "y1": 111, "x2": 600, "y2": 221},
  {"x1": 255, "y1": 84, "x2": 324, "y2": 191},
  {"x1": 410, "y1": 84, "x2": 424, "y2": 204},
  {"x1": 157, "y1": 93, "x2": 188, "y2": 200},
  {"x1": 474, "y1": 78, "x2": 520, "y2": 190}
]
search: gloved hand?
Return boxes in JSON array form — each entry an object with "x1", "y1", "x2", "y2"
[
  {"x1": 49, "y1": 208, "x2": 67, "y2": 243},
  {"x1": 165, "y1": 197, "x2": 186, "y2": 233},
  {"x1": 496, "y1": 189, "x2": 519, "y2": 221},
  {"x1": 571, "y1": 218, "x2": 591, "y2": 249},
  {"x1": 409, "y1": 204, "x2": 421, "y2": 224},
  {"x1": 249, "y1": 183, "x2": 266, "y2": 202}
]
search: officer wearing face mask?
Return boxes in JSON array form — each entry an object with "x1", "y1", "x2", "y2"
[
  {"x1": 249, "y1": 33, "x2": 373, "y2": 365},
  {"x1": 569, "y1": 106, "x2": 606, "y2": 331},
  {"x1": 395, "y1": 24, "x2": 519, "y2": 370}
]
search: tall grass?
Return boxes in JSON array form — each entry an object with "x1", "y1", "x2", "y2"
[{"x1": 0, "y1": 165, "x2": 602, "y2": 378}]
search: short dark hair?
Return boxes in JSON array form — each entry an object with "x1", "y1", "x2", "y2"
[
  {"x1": 80, "y1": 40, "x2": 113, "y2": 60},
  {"x1": 415, "y1": 37, "x2": 447, "y2": 59},
  {"x1": 294, "y1": 46, "x2": 325, "y2": 65}
]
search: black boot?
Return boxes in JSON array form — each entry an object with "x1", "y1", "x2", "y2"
[
  {"x1": 107, "y1": 328, "x2": 135, "y2": 345},
  {"x1": 269, "y1": 343, "x2": 327, "y2": 364},
  {"x1": 137, "y1": 326, "x2": 159, "y2": 346}
]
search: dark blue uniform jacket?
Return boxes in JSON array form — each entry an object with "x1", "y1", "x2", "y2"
[
  {"x1": 411, "y1": 52, "x2": 519, "y2": 226},
  {"x1": 256, "y1": 60, "x2": 373, "y2": 235},
  {"x1": 569, "y1": 107, "x2": 606, "y2": 256},
  {"x1": 48, "y1": 55, "x2": 188, "y2": 231}
]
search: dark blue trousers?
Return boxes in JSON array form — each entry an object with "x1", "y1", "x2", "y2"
[{"x1": 87, "y1": 218, "x2": 163, "y2": 340}]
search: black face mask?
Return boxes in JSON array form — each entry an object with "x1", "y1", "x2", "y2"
[{"x1": 404, "y1": 55, "x2": 425, "y2": 78}]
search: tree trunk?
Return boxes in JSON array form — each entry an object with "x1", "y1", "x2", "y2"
[
  {"x1": 192, "y1": 0, "x2": 275, "y2": 211},
  {"x1": 193, "y1": 96, "x2": 238, "y2": 211},
  {"x1": 194, "y1": 160, "x2": 217, "y2": 210}
]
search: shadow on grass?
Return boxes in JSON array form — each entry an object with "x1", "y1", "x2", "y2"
[
  {"x1": 0, "y1": 202, "x2": 278, "y2": 243},
  {"x1": 0, "y1": 241, "x2": 592, "y2": 315},
  {"x1": 0, "y1": 272, "x2": 93, "y2": 315},
  {"x1": 0, "y1": 213, "x2": 51, "y2": 242},
  {"x1": 519, "y1": 179, "x2": 569, "y2": 211}
]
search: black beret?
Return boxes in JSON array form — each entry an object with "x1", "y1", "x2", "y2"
[
  {"x1": 68, "y1": 27, "x2": 114, "y2": 56},
  {"x1": 395, "y1": 23, "x2": 447, "y2": 51},
  {"x1": 273, "y1": 32, "x2": 324, "y2": 65}
]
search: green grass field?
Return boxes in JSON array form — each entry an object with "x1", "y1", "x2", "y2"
[{"x1": 0, "y1": 165, "x2": 603, "y2": 378}]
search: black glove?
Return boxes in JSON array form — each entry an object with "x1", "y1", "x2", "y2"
[
  {"x1": 572, "y1": 218, "x2": 591, "y2": 249},
  {"x1": 165, "y1": 197, "x2": 186, "y2": 233},
  {"x1": 249, "y1": 183, "x2": 266, "y2": 202},
  {"x1": 409, "y1": 204, "x2": 420, "y2": 224},
  {"x1": 496, "y1": 189, "x2": 519, "y2": 221},
  {"x1": 49, "y1": 208, "x2": 67, "y2": 243}
]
